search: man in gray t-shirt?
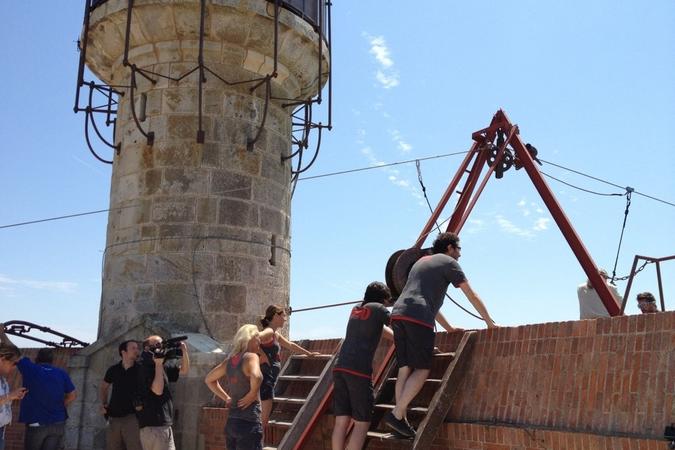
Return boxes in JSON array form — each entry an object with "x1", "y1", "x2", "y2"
[{"x1": 384, "y1": 232, "x2": 497, "y2": 438}]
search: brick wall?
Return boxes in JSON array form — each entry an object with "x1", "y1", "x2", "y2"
[
  {"x1": 199, "y1": 312, "x2": 673, "y2": 449},
  {"x1": 3, "y1": 348, "x2": 79, "y2": 450}
]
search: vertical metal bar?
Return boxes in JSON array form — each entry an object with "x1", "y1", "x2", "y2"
[
  {"x1": 74, "y1": 0, "x2": 92, "y2": 112},
  {"x1": 413, "y1": 144, "x2": 478, "y2": 249},
  {"x1": 326, "y1": 0, "x2": 332, "y2": 128},
  {"x1": 655, "y1": 261, "x2": 665, "y2": 311},
  {"x1": 316, "y1": 0, "x2": 323, "y2": 102},
  {"x1": 123, "y1": 0, "x2": 134, "y2": 66},
  {"x1": 196, "y1": 0, "x2": 206, "y2": 143},
  {"x1": 273, "y1": 0, "x2": 279, "y2": 75},
  {"x1": 506, "y1": 114, "x2": 621, "y2": 316},
  {"x1": 620, "y1": 256, "x2": 640, "y2": 313}
]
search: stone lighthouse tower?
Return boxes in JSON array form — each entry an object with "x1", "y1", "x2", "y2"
[{"x1": 67, "y1": 0, "x2": 329, "y2": 448}]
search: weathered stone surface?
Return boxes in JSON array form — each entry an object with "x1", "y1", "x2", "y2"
[
  {"x1": 217, "y1": 198, "x2": 257, "y2": 228},
  {"x1": 202, "y1": 283, "x2": 247, "y2": 313},
  {"x1": 214, "y1": 255, "x2": 257, "y2": 284},
  {"x1": 210, "y1": 170, "x2": 251, "y2": 199},
  {"x1": 151, "y1": 198, "x2": 195, "y2": 222},
  {"x1": 197, "y1": 197, "x2": 218, "y2": 223}
]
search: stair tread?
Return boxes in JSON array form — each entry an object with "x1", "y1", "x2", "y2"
[
  {"x1": 433, "y1": 352, "x2": 455, "y2": 357},
  {"x1": 367, "y1": 431, "x2": 413, "y2": 441},
  {"x1": 278, "y1": 375, "x2": 320, "y2": 381},
  {"x1": 273, "y1": 396, "x2": 306, "y2": 404},
  {"x1": 374, "y1": 403, "x2": 429, "y2": 413},
  {"x1": 290, "y1": 354, "x2": 332, "y2": 359},
  {"x1": 387, "y1": 377, "x2": 442, "y2": 383},
  {"x1": 268, "y1": 419, "x2": 293, "y2": 427}
]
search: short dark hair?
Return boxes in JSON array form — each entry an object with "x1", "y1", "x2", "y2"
[
  {"x1": 0, "y1": 343, "x2": 20, "y2": 362},
  {"x1": 432, "y1": 232, "x2": 460, "y2": 254},
  {"x1": 636, "y1": 292, "x2": 656, "y2": 303},
  {"x1": 362, "y1": 282, "x2": 391, "y2": 305},
  {"x1": 118, "y1": 340, "x2": 137, "y2": 357},
  {"x1": 36, "y1": 348, "x2": 54, "y2": 364}
]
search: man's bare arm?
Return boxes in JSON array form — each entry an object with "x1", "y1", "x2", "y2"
[{"x1": 458, "y1": 281, "x2": 497, "y2": 327}]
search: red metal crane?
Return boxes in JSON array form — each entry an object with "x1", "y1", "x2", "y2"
[{"x1": 386, "y1": 109, "x2": 622, "y2": 316}]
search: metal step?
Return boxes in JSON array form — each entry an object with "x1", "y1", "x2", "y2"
[
  {"x1": 374, "y1": 403, "x2": 429, "y2": 414},
  {"x1": 366, "y1": 431, "x2": 413, "y2": 441},
  {"x1": 289, "y1": 354, "x2": 332, "y2": 360},
  {"x1": 433, "y1": 352, "x2": 455, "y2": 358},
  {"x1": 268, "y1": 419, "x2": 292, "y2": 428},
  {"x1": 387, "y1": 377, "x2": 442, "y2": 384},
  {"x1": 277, "y1": 375, "x2": 320, "y2": 382},
  {"x1": 273, "y1": 397, "x2": 306, "y2": 405}
]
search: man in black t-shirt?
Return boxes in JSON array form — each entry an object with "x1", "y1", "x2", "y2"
[
  {"x1": 137, "y1": 335, "x2": 190, "y2": 450},
  {"x1": 332, "y1": 281, "x2": 393, "y2": 450},
  {"x1": 385, "y1": 232, "x2": 497, "y2": 438},
  {"x1": 100, "y1": 340, "x2": 143, "y2": 450}
]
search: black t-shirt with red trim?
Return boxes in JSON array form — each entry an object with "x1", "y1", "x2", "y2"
[
  {"x1": 334, "y1": 302, "x2": 390, "y2": 378},
  {"x1": 391, "y1": 253, "x2": 466, "y2": 328}
]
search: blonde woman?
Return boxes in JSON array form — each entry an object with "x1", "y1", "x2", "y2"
[
  {"x1": 258, "y1": 305, "x2": 319, "y2": 426},
  {"x1": 205, "y1": 324, "x2": 263, "y2": 450}
]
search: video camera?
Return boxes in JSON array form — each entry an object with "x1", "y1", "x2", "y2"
[{"x1": 149, "y1": 335, "x2": 188, "y2": 360}]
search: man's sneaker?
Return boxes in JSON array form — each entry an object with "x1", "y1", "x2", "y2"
[{"x1": 384, "y1": 411, "x2": 415, "y2": 438}]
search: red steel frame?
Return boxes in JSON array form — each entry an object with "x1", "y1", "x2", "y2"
[
  {"x1": 415, "y1": 109, "x2": 622, "y2": 316},
  {"x1": 620, "y1": 254, "x2": 674, "y2": 313}
]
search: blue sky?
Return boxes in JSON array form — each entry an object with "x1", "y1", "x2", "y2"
[{"x1": 2, "y1": 1, "x2": 674, "y2": 346}]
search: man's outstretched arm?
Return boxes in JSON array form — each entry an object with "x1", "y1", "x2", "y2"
[{"x1": 458, "y1": 281, "x2": 497, "y2": 327}]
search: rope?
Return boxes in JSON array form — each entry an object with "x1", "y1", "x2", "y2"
[
  {"x1": 416, "y1": 159, "x2": 442, "y2": 234},
  {"x1": 540, "y1": 171, "x2": 625, "y2": 197},
  {"x1": 445, "y1": 293, "x2": 484, "y2": 321},
  {"x1": 610, "y1": 189, "x2": 633, "y2": 282}
]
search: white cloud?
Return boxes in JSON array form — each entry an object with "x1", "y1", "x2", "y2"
[
  {"x1": 364, "y1": 33, "x2": 400, "y2": 89},
  {"x1": 0, "y1": 274, "x2": 78, "y2": 294},
  {"x1": 389, "y1": 129, "x2": 413, "y2": 153},
  {"x1": 375, "y1": 70, "x2": 399, "y2": 89},
  {"x1": 533, "y1": 217, "x2": 550, "y2": 231},
  {"x1": 495, "y1": 215, "x2": 534, "y2": 238},
  {"x1": 465, "y1": 218, "x2": 485, "y2": 234},
  {"x1": 368, "y1": 36, "x2": 394, "y2": 68}
]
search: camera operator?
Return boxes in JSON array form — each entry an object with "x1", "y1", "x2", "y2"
[{"x1": 137, "y1": 335, "x2": 189, "y2": 450}]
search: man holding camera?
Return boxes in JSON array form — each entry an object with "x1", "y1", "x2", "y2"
[{"x1": 137, "y1": 335, "x2": 190, "y2": 450}]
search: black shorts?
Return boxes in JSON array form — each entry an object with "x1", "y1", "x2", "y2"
[
  {"x1": 260, "y1": 363, "x2": 280, "y2": 401},
  {"x1": 392, "y1": 319, "x2": 435, "y2": 369},
  {"x1": 225, "y1": 417, "x2": 262, "y2": 450},
  {"x1": 332, "y1": 370, "x2": 374, "y2": 422}
]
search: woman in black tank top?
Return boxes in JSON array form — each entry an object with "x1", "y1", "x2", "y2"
[
  {"x1": 205, "y1": 324, "x2": 263, "y2": 450},
  {"x1": 258, "y1": 305, "x2": 320, "y2": 427}
]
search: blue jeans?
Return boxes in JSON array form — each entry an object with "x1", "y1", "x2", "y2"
[
  {"x1": 0, "y1": 425, "x2": 6, "y2": 450},
  {"x1": 225, "y1": 418, "x2": 262, "y2": 450}
]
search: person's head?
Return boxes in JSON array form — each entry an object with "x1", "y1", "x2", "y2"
[
  {"x1": 260, "y1": 305, "x2": 287, "y2": 329},
  {"x1": 230, "y1": 324, "x2": 260, "y2": 356},
  {"x1": 143, "y1": 335, "x2": 163, "y2": 353},
  {"x1": 0, "y1": 343, "x2": 20, "y2": 377},
  {"x1": 118, "y1": 340, "x2": 140, "y2": 360},
  {"x1": 36, "y1": 348, "x2": 54, "y2": 365},
  {"x1": 585, "y1": 269, "x2": 609, "y2": 290},
  {"x1": 636, "y1": 292, "x2": 658, "y2": 314},
  {"x1": 432, "y1": 232, "x2": 461, "y2": 259},
  {"x1": 362, "y1": 281, "x2": 392, "y2": 306}
]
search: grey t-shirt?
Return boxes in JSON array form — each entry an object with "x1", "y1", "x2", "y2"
[
  {"x1": 391, "y1": 253, "x2": 466, "y2": 327},
  {"x1": 335, "y1": 302, "x2": 390, "y2": 377}
]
